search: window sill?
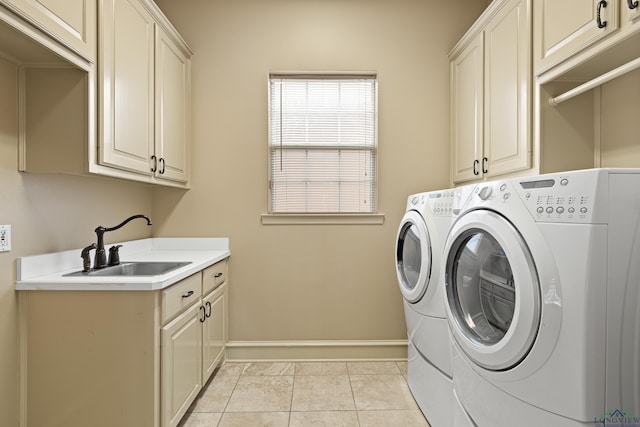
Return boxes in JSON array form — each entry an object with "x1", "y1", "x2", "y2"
[{"x1": 260, "y1": 213, "x2": 385, "y2": 225}]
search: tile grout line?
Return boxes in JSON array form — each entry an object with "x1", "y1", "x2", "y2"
[
  {"x1": 181, "y1": 361, "x2": 426, "y2": 427},
  {"x1": 347, "y1": 366, "x2": 363, "y2": 427},
  {"x1": 287, "y1": 363, "x2": 296, "y2": 426},
  {"x1": 216, "y1": 362, "x2": 245, "y2": 427}
]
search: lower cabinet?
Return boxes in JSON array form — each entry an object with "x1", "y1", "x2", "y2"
[
  {"x1": 202, "y1": 285, "x2": 226, "y2": 381},
  {"x1": 19, "y1": 258, "x2": 228, "y2": 427},
  {"x1": 161, "y1": 281, "x2": 227, "y2": 427},
  {"x1": 161, "y1": 302, "x2": 203, "y2": 427}
]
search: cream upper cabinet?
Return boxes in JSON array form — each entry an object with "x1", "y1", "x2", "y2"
[
  {"x1": 450, "y1": 33, "x2": 484, "y2": 183},
  {"x1": 155, "y1": 26, "x2": 191, "y2": 183},
  {"x1": 450, "y1": 0, "x2": 531, "y2": 184},
  {"x1": 534, "y1": 0, "x2": 619, "y2": 74},
  {"x1": 1, "y1": 0, "x2": 97, "y2": 61},
  {"x1": 484, "y1": 0, "x2": 531, "y2": 178},
  {"x1": 622, "y1": 0, "x2": 640, "y2": 26},
  {"x1": 98, "y1": 0, "x2": 192, "y2": 185},
  {"x1": 11, "y1": 0, "x2": 192, "y2": 187},
  {"x1": 99, "y1": 0, "x2": 155, "y2": 176},
  {"x1": 535, "y1": 0, "x2": 640, "y2": 177}
]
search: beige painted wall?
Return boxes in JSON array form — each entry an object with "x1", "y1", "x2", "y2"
[
  {"x1": 540, "y1": 67, "x2": 640, "y2": 174},
  {"x1": 152, "y1": 0, "x2": 487, "y2": 350},
  {"x1": 600, "y1": 68, "x2": 640, "y2": 167},
  {"x1": 0, "y1": 59, "x2": 153, "y2": 427}
]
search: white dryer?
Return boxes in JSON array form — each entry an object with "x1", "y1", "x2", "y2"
[
  {"x1": 443, "y1": 169, "x2": 640, "y2": 427},
  {"x1": 395, "y1": 189, "x2": 455, "y2": 426}
]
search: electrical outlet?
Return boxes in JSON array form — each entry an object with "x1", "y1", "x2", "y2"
[{"x1": 0, "y1": 225, "x2": 11, "y2": 252}]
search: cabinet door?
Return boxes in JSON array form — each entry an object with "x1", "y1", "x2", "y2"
[
  {"x1": 534, "y1": 0, "x2": 618, "y2": 73},
  {"x1": 484, "y1": 0, "x2": 530, "y2": 178},
  {"x1": 622, "y1": 0, "x2": 640, "y2": 25},
  {"x1": 99, "y1": 0, "x2": 155, "y2": 175},
  {"x1": 154, "y1": 26, "x2": 191, "y2": 183},
  {"x1": 161, "y1": 301, "x2": 203, "y2": 427},
  {"x1": 2, "y1": 0, "x2": 96, "y2": 61},
  {"x1": 450, "y1": 33, "x2": 484, "y2": 184},
  {"x1": 202, "y1": 283, "x2": 226, "y2": 382}
]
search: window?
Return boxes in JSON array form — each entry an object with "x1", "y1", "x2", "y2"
[{"x1": 268, "y1": 73, "x2": 378, "y2": 215}]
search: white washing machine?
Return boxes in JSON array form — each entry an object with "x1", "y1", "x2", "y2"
[
  {"x1": 395, "y1": 189, "x2": 456, "y2": 426},
  {"x1": 443, "y1": 168, "x2": 640, "y2": 427}
]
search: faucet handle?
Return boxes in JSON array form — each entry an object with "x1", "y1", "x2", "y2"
[
  {"x1": 81, "y1": 243, "x2": 97, "y2": 272},
  {"x1": 108, "y1": 245, "x2": 123, "y2": 266}
]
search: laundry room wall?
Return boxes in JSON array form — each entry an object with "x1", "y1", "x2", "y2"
[
  {"x1": 0, "y1": 58, "x2": 153, "y2": 426},
  {"x1": 152, "y1": 0, "x2": 488, "y2": 358},
  {"x1": 539, "y1": 67, "x2": 640, "y2": 174},
  {"x1": 599, "y1": 68, "x2": 640, "y2": 167}
]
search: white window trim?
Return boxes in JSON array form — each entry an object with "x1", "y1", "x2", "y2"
[
  {"x1": 260, "y1": 212, "x2": 385, "y2": 225},
  {"x1": 265, "y1": 71, "x2": 379, "y2": 220}
]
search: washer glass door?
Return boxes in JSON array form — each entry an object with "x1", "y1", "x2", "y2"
[
  {"x1": 396, "y1": 210, "x2": 432, "y2": 303},
  {"x1": 452, "y1": 231, "x2": 514, "y2": 344},
  {"x1": 445, "y1": 209, "x2": 540, "y2": 370}
]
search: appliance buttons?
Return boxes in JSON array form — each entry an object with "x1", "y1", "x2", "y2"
[
  {"x1": 556, "y1": 206, "x2": 564, "y2": 214},
  {"x1": 499, "y1": 184, "x2": 507, "y2": 192},
  {"x1": 478, "y1": 186, "x2": 493, "y2": 200},
  {"x1": 537, "y1": 207, "x2": 544, "y2": 214},
  {"x1": 568, "y1": 207, "x2": 575, "y2": 214},
  {"x1": 560, "y1": 178, "x2": 569, "y2": 186},
  {"x1": 546, "y1": 207, "x2": 554, "y2": 214},
  {"x1": 580, "y1": 207, "x2": 588, "y2": 214}
]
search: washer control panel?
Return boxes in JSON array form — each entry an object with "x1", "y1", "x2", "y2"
[
  {"x1": 463, "y1": 170, "x2": 605, "y2": 224},
  {"x1": 409, "y1": 190, "x2": 455, "y2": 217},
  {"x1": 513, "y1": 172, "x2": 603, "y2": 224},
  {"x1": 428, "y1": 190, "x2": 455, "y2": 217}
]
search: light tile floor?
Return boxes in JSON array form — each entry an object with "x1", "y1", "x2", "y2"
[{"x1": 178, "y1": 361, "x2": 431, "y2": 427}]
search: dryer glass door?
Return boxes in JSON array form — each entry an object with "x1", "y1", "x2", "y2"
[
  {"x1": 445, "y1": 209, "x2": 540, "y2": 371},
  {"x1": 396, "y1": 210, "x2": 432, "y2": 303}
]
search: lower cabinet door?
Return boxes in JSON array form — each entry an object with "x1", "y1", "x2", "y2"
[
  {"x1": 161, "y1": 301, "x2": 203, "y2": 427},
  {"x1": 202, "y1": 284, "x2": 226, "y2": 382}
]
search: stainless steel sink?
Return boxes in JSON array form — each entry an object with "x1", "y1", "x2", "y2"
[{"x1": 64, "y1": 261, "x2": 191, "y2": 277}]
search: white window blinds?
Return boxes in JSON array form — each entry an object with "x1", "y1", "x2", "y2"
[{"x1": 268, "y1": 74, "x2": 378, "y2": 214}]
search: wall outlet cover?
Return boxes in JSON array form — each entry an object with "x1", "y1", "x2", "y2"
[{"x1": 0, "y1": 225, "x2": 11, "y2": 252}]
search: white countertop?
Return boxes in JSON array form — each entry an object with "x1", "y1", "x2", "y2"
[{"x1": 15, "y1": 238, "x2": 230, "y2": 291}]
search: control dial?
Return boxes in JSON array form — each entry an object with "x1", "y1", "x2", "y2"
[{"x1": 478, "y1": 186, "x2": 493, "y2": 200}]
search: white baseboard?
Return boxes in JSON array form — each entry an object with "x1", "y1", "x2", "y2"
[{"x1": 225, "y1": 339, "x2": 408, "y2": 362}]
